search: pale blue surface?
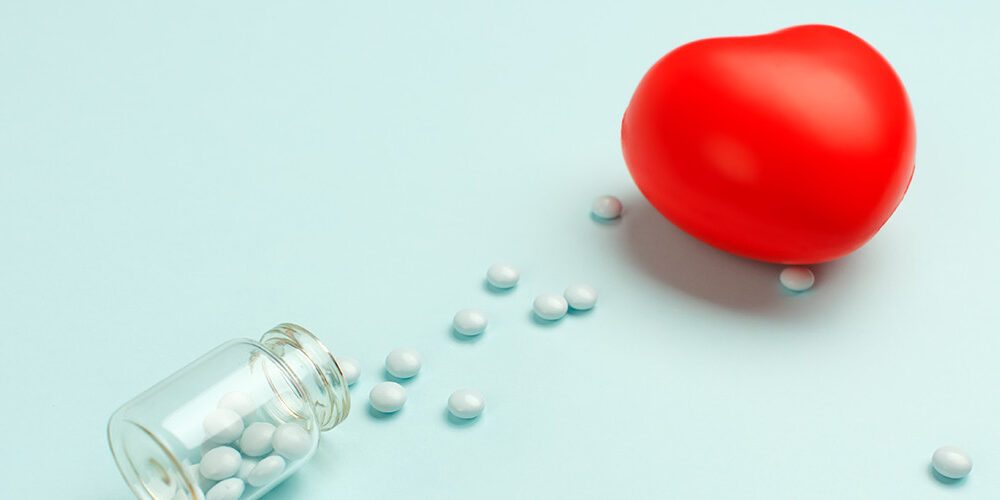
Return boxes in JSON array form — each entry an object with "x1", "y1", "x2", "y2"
[{"x1": 1, "y1": 1, "x2": 998, "y2": 498}]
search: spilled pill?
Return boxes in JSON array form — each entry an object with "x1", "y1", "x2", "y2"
[
  {"x1": 533, "y1": 293, "x2": 568, "y2": 321},
  {"x1": 591, "y1": 195, "x2": 623, "y2": 219},
  {"x1": 486, "y1": 263, "x2": 520, "y2": 289},
  {"x1": 448, "y1": 389, "x2": 485, "y2": 419},
  {"x1": 385, "y1": 348, "x2": 422, "y2": 378},
  {"x1": 453, "y1": 308, "x2": 488, "y2": 336},
  {"x1": 564, "y1": 284, "x2": 597, "y2": 310},
  {"x1": 932, "y1": 446, "x2": 972, "y2": 479},
  {"x1": 779, "y1": 267, "x2": 815, "y2": 292},
  {"x1": 370, "y1": 381, "x2": 407, "y2": 413}
]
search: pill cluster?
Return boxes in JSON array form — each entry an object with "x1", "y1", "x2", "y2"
[
  {"x1": 180, "y1": 391, "x2": 311, "y2": 500},
  {"x1": 352, "y1": 348, "x2": 484, "y2": 419},
  {"x1": 340, "y1": 197, "x2": 825, "y2": 438},
  {"x1": 532, "y1": 284, "x2": 598, "y2": 321},
  {"x1": 344, "y1": 259, "x2": 600, "y2": 423}
]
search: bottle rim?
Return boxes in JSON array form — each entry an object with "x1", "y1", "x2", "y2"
[{"x1": 259, "y1": 323, "x2": 351, "y2": 431}]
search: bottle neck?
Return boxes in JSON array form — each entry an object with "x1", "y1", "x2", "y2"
[{"x1": 259, "y1": 323, "x2": 351, "y2": 431}]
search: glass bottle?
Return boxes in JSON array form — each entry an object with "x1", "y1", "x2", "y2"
[{"x1": 108, "y1": 323, "x2": 351, "y2": 500}]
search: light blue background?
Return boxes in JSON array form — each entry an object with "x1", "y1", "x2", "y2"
[{"x1": 1, "y1": 1, "x2": 998, "y2": 498}]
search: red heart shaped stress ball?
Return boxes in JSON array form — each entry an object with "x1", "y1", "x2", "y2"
[{"x1": 621, "y1": 25, "x2": 915, "y2": 264}]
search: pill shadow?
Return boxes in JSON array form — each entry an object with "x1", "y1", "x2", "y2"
[
  {"x1": 450, "y1": 325, "x2": 485, "y2": 343},
  {"x1": 367, "y1": 405, "x2": 402, "y2": 421},
  {"x1": 928, "y1": 465, "x2": 967, "y2": 487},
  {"x1": 443, "y1": 408, "x2": 480, "y2": 428},
  {"x1": 591, "y1": 212, "x2": 623, "y2": 225},
  {"x1": 383, "y1": 371, "x2": 418, "y2": 384},
  {"x1": 566, "y1": 307, "x2": 594, "y2": 317},
  {"x1": 483, "y1": 280, "x2": 517, "y2": 295},
  {"x1": 621, "y1": 196, "x2": 797, "y2": 313},
  {"x1": 528, "y1": 310, "x2": 562, "y2": 328}
]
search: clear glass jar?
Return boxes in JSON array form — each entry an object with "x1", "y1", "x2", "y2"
[{"x1": 108, "y1": 323, "x2": 351, "y2": 500}]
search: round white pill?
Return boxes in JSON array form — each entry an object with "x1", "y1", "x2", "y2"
[
  {"x1": 533, "y1": 293, "x2": 568, "y2": 321},
  {"x1": 385, "y1": 348, "x2": 422, "y2": 378},
  {"x1": 486, "y1": 263, "x2": 520, "y2": 288},
  {"x1": 203, "y1": 409, "x2": 244, "y2": 444},
  {"x1": 217, "y1": 391, "x2": 257, "y2": 419},
  {"x1": 447, "y1": 389, "x2": 485, "y2": 419},
  {"x1": 932, "y1": 446, "x2": 972, "y2": 479},
  {"x1": 369, "y1": 381, "x2": 407, "y2": 413},
  {"x1": 453, "y1": 308, "x2": 488, "y2": 336},
  {"x1": 205, "y1": 478, "x2": 245, "y2": 500},
  {"x1": 272, "y1": 422, "x2": 312, "y2": 460},
  {"x1": 199, "y1": 446, "x2": 242, "y2": 481},
  {"x1": 337, "y1": 357, "x2": 361, "y2": 386},
  {"x1": 564, "y1": 284, "x2": 598, "y2": 310},
  {"x1": 239, "y1": 422, "x2": 275, "y2": 457},
  {"x1": 592, "y1": 195, "x2": 623, "y2": 219},
  {"x1": 779, "y1": 266, "x2": 815, "y2": 292},
  {"x1": 247, "y1": 455, "x2": 286, "y2": 488}
]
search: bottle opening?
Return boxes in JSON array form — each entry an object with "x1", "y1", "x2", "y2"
[{"x1": 259, "y1": 323, "x2": 351, "y2": 431}]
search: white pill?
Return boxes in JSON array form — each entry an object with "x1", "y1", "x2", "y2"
[
  {"x1": 385, "y1": 348, "x2": 422, "y2": 378},
  {"x1": 533, "y1": 293, "x2": 568, "y2": 320},
  {"x1": 236, "y1": 457, "x2": 258, "y2": 480},
  {"x1": 564, "y1": 284, "x2": 598, "y2": 310},
  {"x1": 932, "y1": 446, "x2": 972, "y2": 479},
  {"x1": 200, "y1": 446, "x2": 242, "y2": 481},
  {"x1": 239, "y1": 422, "x2": 275, "y2": 457},
  {"x1": 369, "y1": 381, "x2": 407, "y2": 413},
  {"x1": 247, "y1": 455, "x2": 286, "y2": 488},
  {"x1": 217, "y1": 391, "x2": 257, "y2": 419},
  {"x1": 453, "y1": 308, "x2": 488, "y2": 336},
  {"x1": 272, "y1": 422, "x2": 311, "y2": 460},
  {"x1": 779, "y1": 266, "x2": 815, "y2": 292},
  {"x1": 205, "y1": 478, "x2": 245, "y2": 500},
  {"x1": 486, "y1": 263, "x2": 520, "y2": 288},
  {"x1": 448, "y1": 389, "x2": 485, "y2": 419},
  {"x1": 337, "y1": 357, "x2": 361, "y2": 386},
  {"x1": 591, "y1": 195, "x2": 623, "y2": 219},
  {"x1": 203, "y1": 409, "x2": 244, "y2": 444}
]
